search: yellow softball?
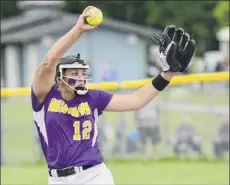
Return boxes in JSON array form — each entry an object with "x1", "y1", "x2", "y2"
[{"x1": 85, "y1": 7, "x2": 103, "y2": 26}]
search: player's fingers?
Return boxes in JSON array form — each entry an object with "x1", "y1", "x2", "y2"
[
  {"x1": 172, "y1": 28, "x2": 184, "y2": 45},
  {"x1": 166, "y1": 41, "x2": 177, "y2": 66},
  {"x1": 88, "y1": 24, "x2": 99, "y2": 29},
  {"x1": 182, "y1": 39, "x2": 196, "y2": 64},
  {"x1": 82, "y1": 6, "x2": 95, "y2": 15},
  {"x1": 83, "y1": 24, "x2": 99, "y2": 30},
  {"x1": 164, "y1": 25, "x2": 176, "y2": 40},
  {"x1": 179, "y1": 33, "x2": 190, "y2": 50}
]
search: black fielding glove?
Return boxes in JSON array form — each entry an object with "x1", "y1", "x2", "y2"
[{"x1": 151, "y1": 25, "x2": 196, "y2": 72}]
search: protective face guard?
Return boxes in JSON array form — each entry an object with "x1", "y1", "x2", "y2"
[{"x1": 59, "y1": 63, "x2": 92, "y2": 95}]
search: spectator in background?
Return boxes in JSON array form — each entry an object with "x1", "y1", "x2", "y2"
[
  {"x1": 215, "y1": 61, "x2": 222, "y2": 72},
  {"x1": 134, "y1": 101, "x2": 161, "y2": 159},
  {"x1": 212, "y1": 115, "x2": 229, "y2": 159},
  {"x1": 214, "y1": 56, "x2": 229, "y2": 72},
  {"x1": 113, "y1": 122, "x2": 140, "y2": 156},
  {"x1": 126, "y1": 130, "x2": 140, "y2": 154},
  {"x1": 100, "y1": 61, "x2": 118, "y2": 82},
  {"x1": 168, "y1": 116, "x2": 203, "y2": 159}
]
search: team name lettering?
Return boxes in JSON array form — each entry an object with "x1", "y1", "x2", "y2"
[{"x1": 48, "y1": 98, "x2": 91, "y2": 117}]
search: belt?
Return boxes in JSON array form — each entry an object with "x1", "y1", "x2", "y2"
[{"x1": 49, "y1": 165, "x2": 94, "y2": 177}]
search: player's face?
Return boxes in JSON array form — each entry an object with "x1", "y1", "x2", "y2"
[{"x1": 63, "y1": 68, "x2": 88, "y2": 89}]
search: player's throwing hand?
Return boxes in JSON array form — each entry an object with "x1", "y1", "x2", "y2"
[{"x1": 76, "y1": 6, "x2": 99, "y2": 32}]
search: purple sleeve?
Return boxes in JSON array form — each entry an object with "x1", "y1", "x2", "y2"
[
  {"x1": 93, "y1": 90, "x2": 113, "y2": 115},
  {"x1": 31, "y1": 86, "x2": 53, "y2": 112}
]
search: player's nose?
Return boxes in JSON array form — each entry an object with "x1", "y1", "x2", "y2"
[{"x1": 77, "y1": 80, "x2": 85, "y2": 86}]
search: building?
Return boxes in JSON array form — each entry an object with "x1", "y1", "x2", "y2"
[{"x1": 1, "y1": 1, "x2": 153, "y2": 88}]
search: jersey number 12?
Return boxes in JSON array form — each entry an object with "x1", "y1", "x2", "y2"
[{"x1": 73, "y1": 120, "x2": 92, "y2": 141}]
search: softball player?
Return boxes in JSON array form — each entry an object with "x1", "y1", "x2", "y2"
[{"x1": 31, "y1": 6, "x2": 196, "y2": 185}]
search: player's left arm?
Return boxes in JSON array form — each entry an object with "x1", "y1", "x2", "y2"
[
  {"x1": 104, "y1": 25, "x2": 196, "y2": 112},
  {"x1": 104, "y1": 71, "x2": 173, "y2": 112}
]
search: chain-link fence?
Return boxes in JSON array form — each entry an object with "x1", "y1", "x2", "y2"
[{"x1": 1, "y1": 81, "x2": 229, "y2": 165}]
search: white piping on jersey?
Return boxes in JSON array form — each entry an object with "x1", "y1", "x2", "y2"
[
  {"x1": 33, "y1": 106, "x2": 49, "y2": 145},
  {"x1": 92, "y1": 109, "x2": 99, "y2": 147}
]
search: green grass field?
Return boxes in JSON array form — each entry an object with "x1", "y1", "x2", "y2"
[{"x1": 1, "y1": 160, "x2": 229, "y2": 184}]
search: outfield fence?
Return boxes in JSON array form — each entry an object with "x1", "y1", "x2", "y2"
[{"x1": 1, "y1": 72, "x2": 229, "y2": 165}]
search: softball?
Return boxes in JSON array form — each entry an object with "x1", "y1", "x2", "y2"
[{"x1": 85, "y1": 7, "x2": 103, "y2": 26}]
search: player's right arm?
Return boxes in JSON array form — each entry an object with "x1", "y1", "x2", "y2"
[
  {"x1": 32, "y1": 26, "x2": 83, "y2": 104},
  {"x1": 32, "y1": 6, "x2": 98, "y2": 105}
]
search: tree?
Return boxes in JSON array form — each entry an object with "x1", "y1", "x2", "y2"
[
  {"x1": 144, "y1": 1, "x2": 218, "y2": 54},
  {"x1": 1, "y1": 1, "x2": 21, "y2": 19},
  {"x1": 62, "y1": 1, "x2": 219, "y2": 55},
  {"x1": 213, "y1": 1, "x2": 230, "y2": 30},
  {"x1": 61, "y1": 1, "x2": 149, "y2": 24}
]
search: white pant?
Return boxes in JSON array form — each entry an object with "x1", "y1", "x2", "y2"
[{"x1": 48, "y1": 163, "x2": 115, "y2": 185}]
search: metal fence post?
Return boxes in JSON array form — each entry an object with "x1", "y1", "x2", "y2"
[{"x1": 1, "y1": 98, "x2": 5, "y2": 165}]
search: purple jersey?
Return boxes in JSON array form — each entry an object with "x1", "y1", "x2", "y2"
[{"x1": 31, "y1": 86, "x2": 113, "y2": 169}]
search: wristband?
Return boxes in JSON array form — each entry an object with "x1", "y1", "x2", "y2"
[{"x1": 151, "y1": 73, "x2": 170, "y2": 91}]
